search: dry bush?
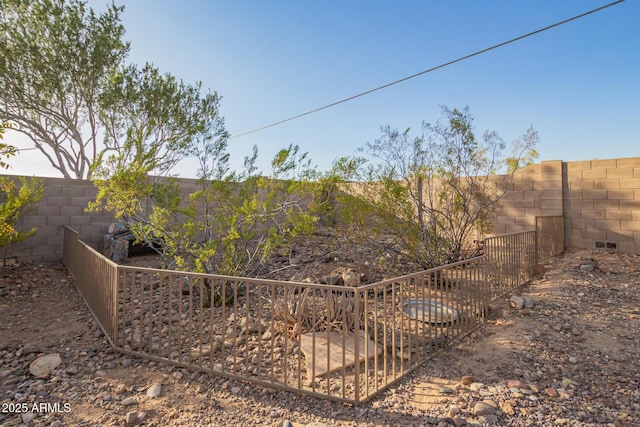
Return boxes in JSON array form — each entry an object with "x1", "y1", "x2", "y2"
[{"x1": 272, "y1": 287, "x2": 361, "y2": 337}]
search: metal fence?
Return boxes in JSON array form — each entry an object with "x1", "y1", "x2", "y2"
[
  {"x1": 63, "y1": 226, "x2": 119, "y2": 345},
  {"x1": 483, "y1": 230, "x2": 537, "y2": 301},
  {"x1": 536, "y1": 215, "x2": 565, "y2": 260},
  {"x1": 63, "y1": 225, "x2": 558, "y2": 404}
]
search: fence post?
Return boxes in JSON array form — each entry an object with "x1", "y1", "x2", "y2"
[
  {"x1": 353, "y1": 287, "x2": 361, "y2": 403},
  {"x1": 535, "y1": 217, "x2": 540, "y2": 266},
  {"x1": 111, "y1": 263, "x2": 119, "y2": 347}
]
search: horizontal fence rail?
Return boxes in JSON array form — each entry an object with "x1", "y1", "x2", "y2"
[{"x1": 63, "y1": 226, "x2": 552, "y2": 404}]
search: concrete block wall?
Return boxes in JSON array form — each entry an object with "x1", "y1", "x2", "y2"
[
  {"x1": 490, "y1": 157, "x2": 640, "y2": 253},
  {"x1": 563, "y1": 157, "x2": 640, "y2": 253},
  {"x1": 0, "y1": 176, "x2": 115, "y2": 262},
  {"x1": 490, "y1": 160, "x2": 564, "y2": 234},
  {"x1": 2, "y1": 156, "x2": 639, "y2": 262},
  {"x1": 0, "y1": 175, "x2": 206, "y2": 262}
]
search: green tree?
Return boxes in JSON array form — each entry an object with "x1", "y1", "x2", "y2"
[
  {"x1": 0, "y1": 122, "x2": 44, "y2": 247},
  {"x1": 338, "y1": 106, "x2": 539, "y2": 270},
  {"x1": 0, "y1": 0, "x2": 129, "y2": 178},
  {"x1": 90, "y1": 130, "x2": 336, "y2": 280}
]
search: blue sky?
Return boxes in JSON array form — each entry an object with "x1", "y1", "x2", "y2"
[{"x1": 7, "y1": 0, "x2": 639, "y2": 178}]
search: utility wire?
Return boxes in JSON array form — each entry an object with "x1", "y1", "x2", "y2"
[
  {"x1": 213, "y1": 1, "x2": 317, "y2": 85},
  {"x1": 268, "y1": 0, "x2": 442, "y2": 92},
  {"x1": 231, "y1": 0, "x2": 624, "y2": 139},
  {"x1": 216, "y1": 1, "x2": 336, "y2": 86}
]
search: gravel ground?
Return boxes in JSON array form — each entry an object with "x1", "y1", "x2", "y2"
[{"x1": 0, "y1": 249, "x2": 638, "y2": 427}]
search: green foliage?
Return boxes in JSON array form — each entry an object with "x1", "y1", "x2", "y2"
[
  {"x1": 0, "y1": 121, "x2": 44, "y2": 248},
  {"x1": 339, "y1": 106, "x2": 539, "y2": 270},
  {"x1": 90, "y1": 128, "x2": 340, "y2": 278},
  {"x1": 0, "y1": 176, "x2": 44, "y2": 247},
  {"x1": 505, "y1": 127, "x2": 540, "y2": 173},
  {"x1": 157, "y1": 142, "x2": 336, "y2": 277}
]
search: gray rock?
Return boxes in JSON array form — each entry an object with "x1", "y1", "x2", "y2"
[
  {"x1": 510, "y1": 296, "x2": 524, "y2": 309},
  {"x1": 479, "y1": 414, "x2": 500, "y2": 425},
  {"x1": 146, "y1": 383, "x2": 162, "y2": 398},
  {"x1": 473, "y1": 400, "x2": 497, "y2": 416},
  {"x1": 122, "y1": 396, "x2": 136, "y2": 406},
  {"x1": 22, "y1": 343, "x2": 44, "y2": 355},
  {"x1": 22, "y1": 412, "x2": 37, "y2": 423},
  {"x1": 125, "y1": 410, "x2": 138, "y2": 425},
  {"x1": 452, "y1": 415, "x2": 467, "y2": 426},
  {"x1": 523, "y1": 296, "x2": 535, "y2": 309}
]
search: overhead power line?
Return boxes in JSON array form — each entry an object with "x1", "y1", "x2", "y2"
[
  {"x1": 216, "y1": 1, "x2": 336, "y2": 86},
  {"x1": 231, "y1": 0, "x2": 624, "y2": 139},
  {"x1": 213, "y1": 1, "x2": 317, "y2": 85}
]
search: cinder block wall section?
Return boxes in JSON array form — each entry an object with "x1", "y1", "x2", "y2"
[
  {"x1": 490, "y1": 160, "x2": 564, "y2": 234},
  {"x1": 490, "y1": 157, "x2": 640, "y2": 253},
  {"x1": 2, "y1": 156, "x2": 639, "y2": 262},
  {"x1": 564, "y1": 157, "x2": 640, "y2": 253},
  {"x1": 0, "y1": 175, "x2": 204, "y2": 262},
  {"x1": 0, "y1": 176, "x2": 115, "y2": 262}
]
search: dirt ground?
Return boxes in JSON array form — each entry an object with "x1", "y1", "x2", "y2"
[{"x1": 0, "y1": 248, "x2": 639, "y2": 426}]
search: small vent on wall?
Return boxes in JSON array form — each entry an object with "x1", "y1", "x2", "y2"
[{"x1": 594, "y1": 241, "x2": 618, "y2": 250}]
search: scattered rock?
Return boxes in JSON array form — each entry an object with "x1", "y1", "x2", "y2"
[
  {"x1": 510, "y1": 295, "x2": 524, "y2": 309},
  {"x1": 473, "y1": 400, "x2": 497, "y2": 416},
  {"x1": 22, "y1": 412, "x2": 37, "y2": 423},
  {"x1": 469, "y1": 382, "x2": 485, "y2": 392},
  {"x1": 125, "y1": 410, "x2": 138, "y2": 425},
  {"x1": 29, "y1": 353, "x2": 62, "y2": 378},
  {"x1": 22, "y1": 343, "x2": 45, "y2": 354},
  {"x1": 122, "y1": 396, "x2": 136, "y2": 406},
  {"x1": 1, "y1": 249, "x2": 639, "y2": 426},
  {"x1": 114, "y1": 383, "x2": 128, "y2": 395},
  {"x1": 146, "y1": 382, "x2": 162, "y2": 398},
  {"x1": 461, "y1": 375, "x2": 475, "y2": 385},
  {"x1": 523, "y1": 296, "x2": 535, "y2": 308},
  {"x1": 545, "y1": 387, "x2": 559, "y2": 397},
  {"x1": 506, "y1": 380, "x2": 529, "y2": 390},
  {"x1": 499, "y1": 401, "x2": 515, "y2": 415},
  {"x1": 318, "y1": 274, "x2": 343, "y2": 286}
]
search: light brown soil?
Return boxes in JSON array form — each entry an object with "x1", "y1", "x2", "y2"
[{"x1": 0, "y1": 249, "x2": 639, "y2": 426}]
